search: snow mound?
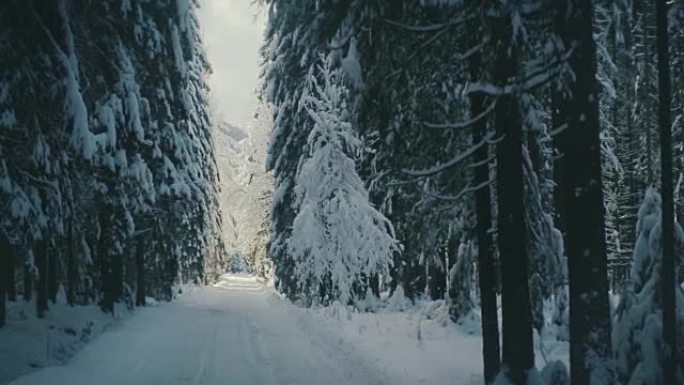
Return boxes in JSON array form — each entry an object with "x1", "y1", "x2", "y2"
[{"x1": 0, "y1": 300, "x2": 129, "y2": 383}]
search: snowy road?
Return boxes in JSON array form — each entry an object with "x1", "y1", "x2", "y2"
[{"x1": 8, "y1": 275, "x2": 388, "y2": 385}]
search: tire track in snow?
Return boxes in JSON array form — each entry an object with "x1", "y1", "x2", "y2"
[
  {"x1": 8, "y1": 274, "x2": 390, "y2": 385},
  {"x1": 190, "y1": 315, "x2": 217, "y2": 385}
]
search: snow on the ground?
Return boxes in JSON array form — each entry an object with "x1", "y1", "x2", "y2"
[
  {"x1": 4, "y1": 274, "x2": 570, "y2": 385},
  {"x1": 6, "y1": 274, "x2": 387, "y2": 385},
  {"x1": 0, "y1": 299, "x2": 129, "y2": 384},
  {"x1": 298, "y1": 301, "x2": 484, "y2": 385},
  {"x1": 296, "y1": 295, "x2": 569, "y2": 385}
]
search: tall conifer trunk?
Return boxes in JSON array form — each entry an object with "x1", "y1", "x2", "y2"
[
  {"x1": 655, "y1": 0, "x2": 677, "y2": 383},
  {"x1": 47, "y1": 243, "x2": 57, "y2": 304},
  {"x1": 35, "y1": 240, "x2": 48, "y2": 319},
  {"x1": 67, "y1": 218, "x2": 77, "y2": 306},
  {"x1": 470, "y1": 17, "x2": 500, "y2": 385},
  {"x1": 0, "y1": 234, "x2": 8, "y2": 328},
  {"x1": 557, "y1": 1, "x2": 615, "y2": 384},
  {"x1": 136, "y1": 236, "x2": 146, "y2": 307},
  {"x1": 492, "y1": 11, "x2": 534, "y2": 385}
]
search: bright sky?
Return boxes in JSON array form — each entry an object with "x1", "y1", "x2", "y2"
[{"x1": 198, "y1": 0, "x2": 266, "y2": 128}]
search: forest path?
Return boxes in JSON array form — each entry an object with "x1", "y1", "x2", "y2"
[{"x1": 8, "y1": 274, "x2": 388, "y2": 385}]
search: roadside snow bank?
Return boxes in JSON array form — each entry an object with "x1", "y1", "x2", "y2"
[
  {"x1": 286, "y1": 293, "x2": 570, "y2": 385},
  {"x1": 0, "y1": 300, "x2": 129, "y2": 384}
]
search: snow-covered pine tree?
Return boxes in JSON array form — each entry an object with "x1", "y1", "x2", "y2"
[
  {"x1": 261, "y1": 1, "x2": 320, "y2": 299},
  {"x1": 521, "y1": 100, "x2": 564, "y2": 336},
  {"x1": 287, "y1": 54, "x2": 397, "y2": 306},
  {"x1": 260, "y1": 0, "x2": 373, "y2": 301},
  {"x1": 354, "y1": 1, "x2": 481, "y2": 304},
  {"x1": 0, "y1": 0, "x2": 222, "y2": 318},
  {"x1": 613, "y1": 189, "x2": 684, "y2": 385},
  {"x1": 248, "y1": 188, "x2": 274, "y2": 280}
]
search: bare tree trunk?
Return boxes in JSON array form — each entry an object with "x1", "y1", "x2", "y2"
[
  {"x1": 0, "y1": 234, "x2": 9, "y2": 328},
  {"x1": 558, "y1": 1, "x2": 615, "y2": 384},
  {"x1": 35, "y1": 240, "x2": 48, "y2": 319},
  {"x1": 655, "y1": 0, "x2": 677, "y2": 383},
  {"x1": 3, "y1": 235, "x2": 16, "y2": 302},
  {"x1": 473, "y1": 95, "x2": 501, "y2": 385},
  {"x1": 47, "y1": 242, "x2": 58, "y2": 304},
  {"x1": 0, "y1": 278, "x2": 4, "y2": 328},
  {"x1": 136, "y1": 236, "x2": 146, "y2": 307},
  {"x1": 23, "y1": 262, "x2": 32, "y2": 302},
  {"x1": 493, "y1": 12, "x2": 534, "y2": 385},
  {"x1": 99, "y1": 211, "x2": 113, "y2": 313},
  {"x1": 112, "y1": 248, "x2": 123, "y2": 304},
  {"x1": 552, "y1": 87, "x2": 569, "y2": 249},
  {"x1": 470, "y1": 17, "x2": 500, "y2": 385},
  {"x1": 67, "y1": 218, "x2": 77, "y2": 306}
]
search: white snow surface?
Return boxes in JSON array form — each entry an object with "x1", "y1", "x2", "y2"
[
  {"x1": 5, "y1": 275, "x2": 569, "y2": 385},
  {"x1": 0, "y1": 300, "x2": 129, "y2": 384},
  {"x1": 6, "y1": 275, "x2": 386, "y2": 385}
]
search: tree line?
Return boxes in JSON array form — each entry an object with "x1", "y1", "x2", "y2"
[
  {"x1": 260, "y1": 0, "x2": 684, "y2": 384},
  {"x1": 0, "y1": 0, "x2": 225, "y2": 324}
]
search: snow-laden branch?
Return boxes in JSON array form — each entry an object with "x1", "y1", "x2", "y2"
[
  {"x1": 458, "y1": 46, "x2": 574, "y2": 98},
  {"x1": 288, "y1": 54, "x2": 397, "y2": 305},
  {"x1": 385, "y1": 27, "x2": 482, "y2": 81},
  {"x1": 384, "y1": 28, "x2": 453, "y2": 82},
  {"x1": 379, "y1": 12, "x2": 474, "y2": 33},
  {"x1": 422, "y1": 177, "x2": 495, "y2": 202},
  {"x1": 422, "y1": 98, "x2": 497, "y2": 130},
  {"x1": 461, "y1": 81, "x2": 507, "y2": 96},
  {"x1": 548, "y1": 123, "x2": 568, "y2": 137},
  {"x1": 468, "y1": 155, "x2": 496, "y2": 169},
  {"x1": 451, "y1": 39, "x2": 488, "y2": 61},
  {"x1": 407, "y1": 27, "x2": 451, "y2": 60},
  {"x1": 485, "y1": 1, "x2": 544, "y2": 17},
  {"x1": 385, "y1": 29, "x2": 485, "y2": 82},
  {"x1": 486, "y1": 133, "x2": 505, "y2": 145},
  {"x1": 401, "y1": 132, "x2": 494, "y2": 177}
]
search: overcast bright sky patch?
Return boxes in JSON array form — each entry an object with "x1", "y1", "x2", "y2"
[{"x1": 198, "y1": 0, "x2": 266, "y2": 128}]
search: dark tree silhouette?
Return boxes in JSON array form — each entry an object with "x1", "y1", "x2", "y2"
[
  {"x1": 656, "y1": 0, "x2": 677, "y2": 383},
  {"x1": 557, "y1": 1, "x2": 615, "y2": 384},
  {"x1": 492, "y1": 10, "x2": 534, "y2": 385}
]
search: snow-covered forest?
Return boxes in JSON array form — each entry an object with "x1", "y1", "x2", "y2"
[
  {"x1": 0, "y1": 0, "x2": 225, "y2": 310},
  {"x1": 1, "y1": 0, "x2": 684, "y2": 385}
]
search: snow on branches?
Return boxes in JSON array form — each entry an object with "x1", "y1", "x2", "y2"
[{"x1": 287, "y1": 55, "x2": 398, "y2": 306}]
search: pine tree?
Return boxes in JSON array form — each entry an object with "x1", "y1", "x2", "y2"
[
  {"x1": 261, "y1": 0, "x2": 320, "y2": 298},
  {"x1": 0, "y1": 0, "x2": 222, "y2": 318},
  {"x1": 288, "y1": 54, "x2": 397, "y2": 305},
  {"x1": 613, "y1": 189, "x2": 684, "y2": 385}
]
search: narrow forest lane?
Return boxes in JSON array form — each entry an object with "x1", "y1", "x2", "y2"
[{"x1": 8, "y1": 275, "x2": 388, "y2": 385}]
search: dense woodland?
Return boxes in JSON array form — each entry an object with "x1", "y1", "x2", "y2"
[
  {"x1": 0, "y1": 0, "x2": 225, "y2": 320},
  {"x1": 260, "y1": 0, "x2": 684, "y2": 384},
  {"x1": 1, "y1": 0, "x2": 684, "y2": 385}
]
